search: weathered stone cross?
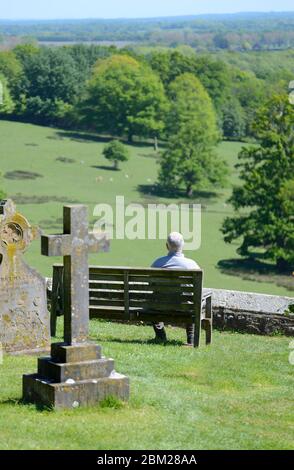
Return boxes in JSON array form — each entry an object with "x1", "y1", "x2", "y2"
[{"x1": 41, "y1": 205, "x2": 109, "y2": 344}]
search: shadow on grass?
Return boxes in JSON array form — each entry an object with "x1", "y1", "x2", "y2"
[
  {"x1": 138, "y1": 184, "x2": 218, "y2": 201},
  {"x1": 91, "y1": 165, "x2": 119, "y2": 172},
  {"x1": 52, "y1": 131, "x2": 161, "y2": 149},
  {"x1": 218, "y1": 258, "x2": 293, "y2": 291},
  {"x1": 96, "y1": 337, "x2": 183, "y2": 347},
  {"x1": 52, "y1": 131, "x2": 112, "y2": 144},
  {"x1": 0, "y1": 398, "x2": 53, "y2": 412}
]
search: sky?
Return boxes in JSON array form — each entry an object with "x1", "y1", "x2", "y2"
[{"x1": 1, "y1": 0, "x2": 293, "y2": 20}]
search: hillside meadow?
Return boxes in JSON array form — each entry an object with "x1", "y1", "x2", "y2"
[{"x1": 0, "y1": 119, "x2": 292, "y2": 295}]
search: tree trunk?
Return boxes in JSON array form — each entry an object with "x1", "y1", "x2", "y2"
[
  {"x1": 186, "y1": 185, "x2": 194, "y2": 198},
  {"x1": 127, "y1": 132, "x2": 133, "y2": 144},
  {"x1": 114, "y1": 160, "x2": 119, "y2": 170},
  {"x1": 154, "y1": 136, "x2": 158, "y2": 152},
  {"x1": 276, "y1": 257, "x2": 289, "y2": 272}
]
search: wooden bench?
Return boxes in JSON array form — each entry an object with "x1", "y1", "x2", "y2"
[{"x1": 50, "y1": 264, "x2": 213, "y2": 348}]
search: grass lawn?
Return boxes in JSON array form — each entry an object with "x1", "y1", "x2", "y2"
[
  {"x1": 0, "y1": 120, "x2": 293, "y2": 295},
  {"x1": 0, "y1": 320, "x2": 293, "y2": 450}
]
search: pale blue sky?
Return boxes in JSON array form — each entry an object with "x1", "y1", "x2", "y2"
[{"x1": 1, "y1": 1, "x2": 293, "y2": 20}]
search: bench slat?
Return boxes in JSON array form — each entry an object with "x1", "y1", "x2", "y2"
[
  {"x1": 90, "y1": 290, "x2": 193, "y2": 301},
  {"x1": 90, "y1": 299, "x2": 125, "y2": 307},
  {"x1": 128, "y1": 301, "x2": 195, "y2": 312},
  {"x1": 89, "y1": 266, "x2": 200, "y2": 276},
  {"x1": 89, "y1": 306, "x2": 194, "y2": 323}
]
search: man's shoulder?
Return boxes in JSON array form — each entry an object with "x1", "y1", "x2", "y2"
[
  {"x1": 151, "y1": 254, "x2": 200, "y2": 270},
  {"x1": 151, "y1": 255, "x2": 170, "y2": 268},
  {"x1": 182, "y1": 257, "x2": 201, "y2": 269}
]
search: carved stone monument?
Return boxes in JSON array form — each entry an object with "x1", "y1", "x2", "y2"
[
  {"x1": 0, "y1": 200, "x2": 50, "y2": 354},
  {"x1": 23, "y1": 204, "x2": 129, "y2": 409}
]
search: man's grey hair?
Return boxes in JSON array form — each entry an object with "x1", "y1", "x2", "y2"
[{"x1": 167, "y1": 232, "x2": 184, "y2": 253}]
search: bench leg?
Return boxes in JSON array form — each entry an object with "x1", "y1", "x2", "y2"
[
  {"x1": 50, "y1": 309, "x2": 57, "y2": 338},
  {"x1": 193, "y1": 312, "x2": 201, "y2": 348},
  {"x1": 204, "y1": 296, "x2": 212, "y2": 345}
]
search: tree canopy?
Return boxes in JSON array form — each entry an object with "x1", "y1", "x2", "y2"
[
  {"x1": 0, "y1": 73, "x2": 14, "y2": 114},
  {"x1": 80, "y1": 54, "x2": 168, "y2": 141},
  {"x1": 158, "y1": 73, "x2": 227, "y2": 197},
  {"x1": 222, "y1": 95, "x2": 294, "y2": 270},
  {"x1": 103, "y1": 140, "x2": 129, "y2": 170}
]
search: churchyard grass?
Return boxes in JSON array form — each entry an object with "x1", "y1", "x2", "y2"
[
  {"x1": 0, "y1": 320, "x2": 293, "y2": 450},
  {"x1": 0, "y1": 120, "x2": 292, "y2": 296}
]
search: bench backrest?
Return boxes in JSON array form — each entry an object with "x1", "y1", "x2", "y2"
[{"x1": 52, "y1": 264, "x2": 203, "y2": 324}]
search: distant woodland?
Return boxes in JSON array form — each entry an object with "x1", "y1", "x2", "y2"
[{"x1": 1, "y1": 12, "x2": 294, "y2": 50}]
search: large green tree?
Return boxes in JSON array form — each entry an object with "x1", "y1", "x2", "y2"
[
  {"x1": 222, "y1": 95, "x2": 294, "y2": 270},
  {"x1": 14, "y1": 47, "x2": 80, "y2": 124},
  {"x1": 0, "y1": 73, "x2": 14, "y2": 114},
  {"x1": 158, "y1": 73, "x2": 227, "y2": 197},
  {"x1": 0, "y1": 51, "x2": 22, "y2": 87},
  {"x1": 147, "y1": 51, "x2": 231, "y2": 115},
  {"x1": 80, "y1": 54, "x2": 168, "y2": 142}
]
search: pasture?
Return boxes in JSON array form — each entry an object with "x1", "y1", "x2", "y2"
[{"x1": 0, "y1": 120, "x2": 291, "y2": 295}]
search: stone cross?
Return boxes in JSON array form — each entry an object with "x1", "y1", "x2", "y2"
[{"x1": 41, "y1": 205, "x2": 109, "y2": 344}]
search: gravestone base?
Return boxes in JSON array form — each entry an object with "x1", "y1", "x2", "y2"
[{"x1": 23, "y1": 342, "x2": 129, "y2": 410}]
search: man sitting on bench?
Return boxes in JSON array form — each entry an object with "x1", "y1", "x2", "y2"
[{"x1": 151, "y1": 232, "x2": 200, "y2": 346}]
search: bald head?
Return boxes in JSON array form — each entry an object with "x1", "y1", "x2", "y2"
[{"x1": 167, "y1": 232, "x2": 184, "y2": 254}]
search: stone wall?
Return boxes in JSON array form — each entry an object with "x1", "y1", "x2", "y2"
[{"x1": 209, "y1": 289, "x2": 294, "y2": 336}]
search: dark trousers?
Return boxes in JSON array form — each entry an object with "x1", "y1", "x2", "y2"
[{"x1": 153, "y1": 322, "x2": 194, "y2": 344}]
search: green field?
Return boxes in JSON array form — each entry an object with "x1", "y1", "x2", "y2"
[
  {"x1": 0, "y1": 120, "x2": 293, "y2": 450},
  {"x1": 0, "y1": 120, "x2": 292, "y2": 295},
  {"x1": 0, "y1": 321, "x2": 293, "y2": 450}
]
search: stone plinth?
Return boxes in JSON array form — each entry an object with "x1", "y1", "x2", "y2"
[{"x1": 23, "y1": 342, "x2": 129, "y2": 409}]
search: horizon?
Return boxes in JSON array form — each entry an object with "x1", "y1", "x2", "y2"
[
  {"x1": 1, "y1": 11, "x2": 294, "y2": 22},
  {"x1": 0, "y1": 0, "x2": 293, "y2": 21}
]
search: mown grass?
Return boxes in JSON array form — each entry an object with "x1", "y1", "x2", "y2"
[
  {"x1": 0, "y1": 320, "x2": 293, "y2": 450},
  {"x1": 0, "y1": 120, "x2": 292, "y2": 295}
]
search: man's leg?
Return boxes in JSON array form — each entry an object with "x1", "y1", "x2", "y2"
[
  {"x1": 185, "y1": 324, "x2": 194, "y2": 346},
  {"x1": 153, "y1": 322, "x2": 167, "y2": 341}
]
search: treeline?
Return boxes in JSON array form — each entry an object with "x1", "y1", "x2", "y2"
[
  {"x1": 1, "y1": 13, "x2": 294, "y2": 50},
  {"x1": 0, "y1": 43, "x2": 291, "y2": 142}
]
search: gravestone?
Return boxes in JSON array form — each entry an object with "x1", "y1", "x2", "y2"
[
  {"x1": 0, "y1": 199, "x2": 50, "y2": 354},
  {"x1": 23, "y1": 204, "x2": 129, "y2": 409}
]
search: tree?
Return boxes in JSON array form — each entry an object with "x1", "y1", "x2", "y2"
[
  {"x1": 221, "y1": 97, "x2": 246, "y2": 140},
  {"x1": 0, "y1": 51, "x2": 22, "y2": 85},
  {"x1": 103, "y1": 140, "x2": 129, "y2": 170},
  {"x1": 0, "y1": 73, "x2": 14, "y2": 114},
  {"x1": 213, "y1": 33, "x2": 230, "y2": 50},
  {"x1": 147, "y1": 51, "x2": 231, "y2": 115},
  {"x1": 222, "y1": 95, "x2": 294, "y2": 270},
  {"x1": 80, "y1": 55, "x2": 168, "y2": 142},
  {"x1": 158, "y1": 73, "x2": 227, "y2": 197},
  {"x1": 13, "y1": 47, "x2": 80, "y2": 124},
  {"x1": 231, "y1": 69, "x2": 265, "y2": 136},
  {"x1": 20, "y1": 47, "x2": 80, "y2": 103}
]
